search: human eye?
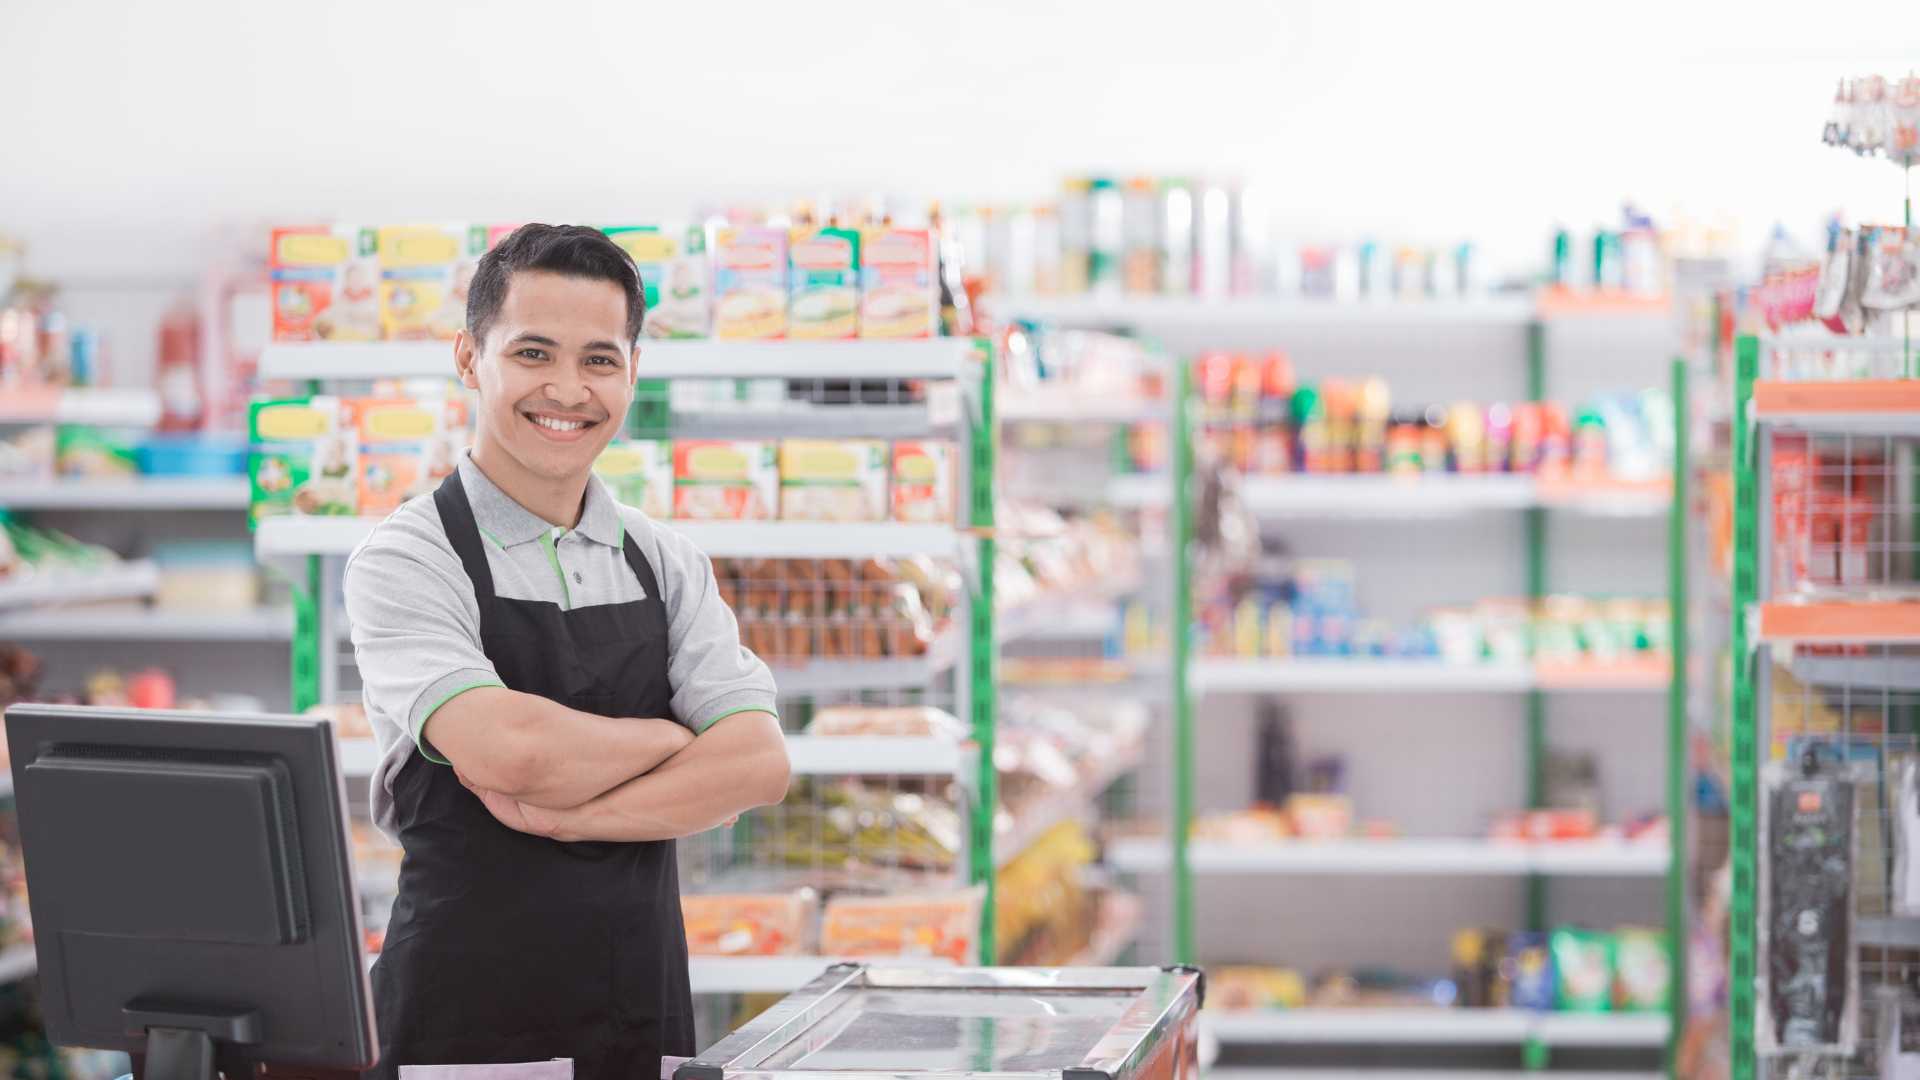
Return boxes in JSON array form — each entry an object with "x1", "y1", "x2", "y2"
[
  {"x1": 586, "y1": 355, "x2": 621, "y2": 368},
  {"x1": 516, "y1": 347, "x2": 549, "y2": 361}
]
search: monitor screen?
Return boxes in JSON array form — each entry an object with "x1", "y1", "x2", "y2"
[{"x1": 6, "y1": 704, "x2": 375, "y2": 1074}]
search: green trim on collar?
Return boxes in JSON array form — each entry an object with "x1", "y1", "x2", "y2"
[{"x1": 539, "y1": 530, "x2": 572, "y2": 609}]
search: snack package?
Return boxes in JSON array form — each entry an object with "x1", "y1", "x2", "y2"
[
  {"x1": 891, "y1": 441, "x2": 953, "y2": 524},
  {"x1": 860, "y1": 228, "x2": 938, "y2": 339},
  {"x1": 1612, "y1": 928, "x2": 1669, "y2": 1012},
  {"x1": 1550, "y1": 928, "x2": 1614, "y2": 1012},
  {"x1": 819, "y1": 886, "x2": 984, "y2": 964},
  {"x1": 1760, "y1": 753, "x2": 1861, "y2": 1055},
  {"x1": 248, "y1": 396, "x2": 357, "y2": 523},
  {"x1": 1451, "y1": 927, "x2": 1508, "y2": 1008},
  {"x1": 354, "y1": 397, "x2": 468, "y2": 517},
  {"x1": 1896, "y1": 757, "x2": 1920, "y2": 917},
  {"x1": 713, "y1": 227, "x2": 787, "y2": 340},
  {"x1": 789, "y1": 227, "x2": 860, "y2": 340},
  {"x1": 1505, "y1": 931, "x2": 1556, "y2": 1011},
  {"x1": 673, "y1": 440, "x2": 776, "y2": 520},
  {"x1": 269, "y1": 225, "x2": 381, "y2": 342},
  {"x1": 778, "y1": 440, "x2": 888, "y2": 522},
  {"x1": 680, "y1": 891, "x2": 817, "y2": 956},
  {"x1": 378, "y1": 224, "x2": 481, "y2": 341},
  {"x1": 1862, "y1": 226, "x2": 1920, "y2": 311},
  {"x1": 604, "y1": 225, "x2": 710, "y2": 339},
  {"x1": 593, "y1": 440, "x2": 673, "y2": 519}
]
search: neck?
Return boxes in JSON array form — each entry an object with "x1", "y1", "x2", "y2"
[{"x1": 469, "y1": 436, "x2": 589, "y2": 529}]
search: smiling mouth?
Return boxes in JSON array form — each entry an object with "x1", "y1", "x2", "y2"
[{"x1": 521, "y1": 411, "x2": 602, "y2": 438}]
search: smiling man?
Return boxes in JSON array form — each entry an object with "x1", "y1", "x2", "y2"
[{"x1": 343, "y1": 224, "x2": 788, "y2": 1080}]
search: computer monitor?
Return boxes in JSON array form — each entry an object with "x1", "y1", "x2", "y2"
[{"x1": 5, "y1": 704, "x2": 377, "y2": 1080}]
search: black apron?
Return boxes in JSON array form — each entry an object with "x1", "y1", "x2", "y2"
[{"x1": 369, "y1": 470, "x2": 694, "y2": 1080}]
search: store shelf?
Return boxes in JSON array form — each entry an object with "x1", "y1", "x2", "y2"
[
  {"x1": 770, "y1": 628, "x2": 960, "y2": 696},
  {"x1": 1208, "y1": 1071, "x2": 1659, "y2": 1080},
  {"x1": 1107, "y1": 837, "x2": 1667, "y2": 877},
  {"x1": 1105, "y1": 474, "x2": 1169, "y2": 509},
  {"x1": 783, "y1": 734, "x2": 968, "y2": 777},
  {"x1": 0, "y1": 560, "x2": 159, "y2": 611},
  {"x1": 0, "y1": 944, "x2": 37, "y2": 985},
  {"x1": 1533, "y1": 287, "x2": 1673, "y2": 320},
  {"x1": 1752, "y1": 379, "x2": 1920, "y2": 435},
  {"x1": 1860, "y1": 915, "x2": 1920, "y2": 948},
  {"x1": 260, "y1": 340, "x2": 975, "y2": 382},
  {"x1": 1000, "y1": 392, "x2": 1165, "y2": 424},
  {"x1": 669, "y1": 403, "x2": 942, "y2": 440},
  {"x1": 0, "y1": 606, "x2": 294, "y2": 642},
  {"x1": 0, "y1": 477, "x2": 250, "y2": 511},
  {"x1": 1003, "y1": 296, "x2": 1537, "y2": 330},
  {"x1": 1756, "y1": 601, "x2": 1920, "y2": 644},
  {"x1": 1532, "y1": 658, "x2": 1670, "y2": 692},
  {"x1": 1000, "y1": 597, "x2": 1120, "y2": 644},
  {"x1": 257, "y1": 516, "x2": 963, "y2": 560},
  {"x1": 1203, "y1": 1008, "x2": 1667, "y2": 1047},
  {"x1": 688, "y1": 954, "x2": 953, "y2": 995},
  {"x1": 1191, "y1": 659, "x2": 1533, "y2": 694},
  {"x1": 998, "y1": 734, "x2": 1146, "y2": 868},
  {"x1": 1234, "y1": 474, "x2": 1669, "y2": 520},
  {"x1": 1067, "y1": 892, "x2": 1143, "y2": 967},
  {"x1": 0, "y1": 387, "x2": 161, "y2": 427},
  {"x1": 1788, "y1": 654, "x2": 1920, "y2": 691}
]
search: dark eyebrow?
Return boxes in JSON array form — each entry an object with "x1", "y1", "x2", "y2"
[
  {"x1": 507, "y1": 333, "x2": 559, "y2": 347},
  {"x1": 583, "y1": 340, "x2": 623, "y2": 354}
]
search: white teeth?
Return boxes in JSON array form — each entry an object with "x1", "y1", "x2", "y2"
[{"x1": 531, "y1": 415, "x2": 587, "y2": 432}]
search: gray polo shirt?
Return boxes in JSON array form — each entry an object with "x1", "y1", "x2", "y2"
[{"x1": 344, "y1": 454, "x2": 777, "y2": 836}]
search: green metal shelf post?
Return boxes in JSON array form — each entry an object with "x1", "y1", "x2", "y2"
[
  {"x1": 1525, "y1": 319, "x2": 1548, "y2": 934},
  {"x1": 1172, "y1": 357, "x2": 1196, "y2": 966},
  {"x1": 966, "y1": 338, "x2": 999, "y2": 965},
  {"x1": 291, "y1": 554, "x2": 322, "y2": 712},
  {"x1": 1667, "y1": 356, "x2": 1690, "y2": 1080},
  {"x1": 1728, "y1": 336, "x2": 1760, "y2": 1080}
]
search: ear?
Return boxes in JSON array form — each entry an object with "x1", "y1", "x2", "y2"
[
  {"x1": 453, "y1": 329, "x2": 481, "y2": 391},
  {"x1": 628, "y1": 342, "x2": 642, "y2": 384}
]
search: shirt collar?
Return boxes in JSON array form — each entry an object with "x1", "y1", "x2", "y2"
[{"x1": 456, "y1": 454, "x2": 624, "y2": 550}]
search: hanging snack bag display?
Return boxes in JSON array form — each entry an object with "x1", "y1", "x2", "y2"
[{"x1": 1760, "y1": 752, "x2": 1861, "y2": 1056}]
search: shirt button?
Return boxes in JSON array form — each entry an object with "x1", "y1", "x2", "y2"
[{"x1": 573, "y1": 571, "x2": 584, "y2": 585}]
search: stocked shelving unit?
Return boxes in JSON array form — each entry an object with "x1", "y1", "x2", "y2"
[
  {"x1": 254, "y1": 337, "x2": 1006, "y2": 996},
  {"x1": 1011, "y1": 295, "x2": 1685, "y2": 1070}
]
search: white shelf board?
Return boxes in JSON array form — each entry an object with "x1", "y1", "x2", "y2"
[
  {"x1": 1107, "y1": 837, "x2": 1667, "y2": 877},
  {"x1": 1203, "y1": 1008, "x2": 1667, "y2": 1047},
  {"x1": 0, "y1": 477, "x2": 250, "y2": 511},
  {"x1": 1004, "y1": 296, "x2": 1537, "y2": 329},
  {"x1": 688, "y1": 954, "x2": 953, "y2": 995},
  {"x1": 783, "y1": 734, "x2": 967, "y2": 777},
  {"x1": 771, "y1": 628, "x2": 960, "y2": 696},
  {"x1": 1105, "y1": 474, "x2": 1169, "y2": 509},
  {"x1": 999, "y1": 393, "x2": 1165, "y2": 424},
  {"x1": 1192, "y1": 659, "x2": 1534, "y2": 694},
  {"x1": 1239, "y1": 474, "x2": 1537, "y2": 518},
  {"x1": 0, "y1": 944, "x2": 36, "y2": 985},
  {"x1": 260, "y1": 340, "x2": 974, "y2": 382},
  {"x1": 0, "y1": 560, "x2": 159, "y2": 611},
  {"x1": 670, "y1": 521, "x2": 960, "y2": 559},
  {"x1": 0, "y1": 388, "x2": 161, "y2": 427},
  {"x1": 0, "y1": 607, "x2": 294, "y2": 642}
]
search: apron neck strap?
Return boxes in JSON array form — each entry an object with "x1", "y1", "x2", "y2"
[
  {"x1": 620, "y1": 527, "x2": 663, "y2": 604},
  {"x1": 432, "y1": 469, "x2": 497, "y2": 601}
]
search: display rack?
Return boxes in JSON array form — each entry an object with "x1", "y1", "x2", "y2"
[
  {"x1": 0, "y1": 477, "x2": 250, "y2": 511},
  {"x1": 256, "y1": 337, "x2": 1003, "y2": 994},
  {"x1": 1015, "y1": 295, "x2": 1683, "y2": 1072}
]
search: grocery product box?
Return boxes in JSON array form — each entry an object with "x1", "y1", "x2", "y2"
[
  {"x1": 712, "y1": 227, "x2": 787, "y2": 340},
  {"x1": 248, "y1": 396, "x2": 358, "y2": 524},
  {"x1": 378, "y1": 223, "x2": 485, "y2": 341},
  {"x1": 672, "y1": 440, "x2": 777, "y2": 520},
  {"x1": 778, "y1": 439, "x2": 888, "y2": 522},
  {"x1": 681, "y1": 892, "x2": 817, "y2": 956},
  {"x1": 788, "y1": 226, "x2": 860, "y2": 340},
  {"x1": 819, "y1": 887, "x2": 983, "y2": 964},
  {"x1": 269, "y1": 225, "x2": 381, "y2": 342},
  {"x1": 890, "y1": 440, "x2": 952, "y2": 523},
  {"x1": 593, "y1": 439, "x2": 673, "y2": 519},
  {"x1": 603, "y1": 225, "x2": 710, "y2": 339},
  {"x1": 353, "y1": 397, "x2": 469, "y2": 517},
  {"x1": 860, "y1": 228, "x2": 938, "y2": 339}
]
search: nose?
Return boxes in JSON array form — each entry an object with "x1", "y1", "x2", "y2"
[{"x1": 544, "y1": 371, "x2": 592, "y2": 409}]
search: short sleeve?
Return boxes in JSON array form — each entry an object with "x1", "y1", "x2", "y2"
[
  {"x1": 648, "y1": 523, "x2": 779, "y2": 730},
  {"x1": 344, "y1": 522, "x2": 504, "y2": 764}
]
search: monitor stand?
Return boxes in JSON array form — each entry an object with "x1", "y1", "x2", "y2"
[{"x1": 126, "y1": 1001, "x2": 262, "y2": 1080}]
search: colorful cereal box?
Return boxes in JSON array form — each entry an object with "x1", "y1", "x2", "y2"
[
  {"x1": 713, "y1": 227, "x2": 788, "y2": 340},
  {"x1": 778, "y1": 439, "x2": 888, "y2": 522},
  {"x1": 673, "y1": 440, "x2": 777, "y2": 520},
  {"x1": 269, "y1": 226, "x2": 381, "y2": 343},
  {"x1": 594, "y1": 439, "x2": 674, "y2": 519},
  {"x1": 353, "y1": 397, "x2": 468, "y2": 517},
  {"x1": 891, "y1": 441, "x2": 952, "y2": 523},
  {"x1": 860, "y1": 228, "x2": 938, "y2": 339},
  {"x1": 378, "y1": 224, "x2": 484, "y2": 341},
  {"x1": 248, "y1": 396, "x2": 358, "y2": 524},
  {"x1": 788, "y1": 227, "x2": 860, "y2": 340},
  {"x1": 604, "y1": 225, "x2": 710, "y2": 339}
]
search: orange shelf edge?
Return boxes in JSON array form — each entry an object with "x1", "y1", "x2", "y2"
[
  {"x1": 1757, "y1": 601, "x2": 1920, "y2": 642},
  {"x1": 1753, "y1": 380, "x2": 1920, "y2": 416},
  {"x1": 1535, "y1": 287, "x2": 1673, "y2": 317}
]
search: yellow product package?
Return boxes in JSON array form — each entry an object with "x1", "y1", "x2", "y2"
[
  {"x1": 673, "y1": 440, "x2": 777, "y2": 520},
  {"x1": 713, "y1": 227, "x2": 787, "y2": 340},
  {"x1": 860, "y1": 227, "x2": 937, "y2": 339},
  {"x1": 603, "y1": 225, "x2": 710, "y2": 339},
  {"x1": 788, "y1": 227, "x2": 860, "y2": 340},
  {"x1": 778, "y1": 440, "x2": 889, "y2": 522},
  {"x1": 353, "y1": 396, "x2": 469, "y2": 517},
  {"x1": 269, "y1": 226, "x2": 381, "y2": 343},
  {"x1": 890, "y1": 441, "x2": 952, "y2": 523},
  {"x1": 594, "y1": 440, "x2": 673, "y2": 519},
  {"x1": 378, "y1": 223, "x2": 484, "y2": 341}
]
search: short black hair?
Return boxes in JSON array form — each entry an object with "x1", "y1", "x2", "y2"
[{"x1": 467, "y1": 224, "x2": 646, "y2": 347}]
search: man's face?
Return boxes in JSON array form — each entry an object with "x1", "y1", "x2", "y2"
[{"x1": 456, "y1": 270, "x2": 635, "y2": 483}]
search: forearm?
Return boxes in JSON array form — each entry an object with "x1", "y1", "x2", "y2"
[
  {"x1": 432, "y1": 687, "x2": 691, "y2": 809},
  {"x1": 540, "y1": 712, "x2": 789, "y2": 842}
]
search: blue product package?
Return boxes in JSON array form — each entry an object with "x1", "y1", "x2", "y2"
[{"x1": 1507, "y1": 931, "x2": 1556, "y2": 1011}]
